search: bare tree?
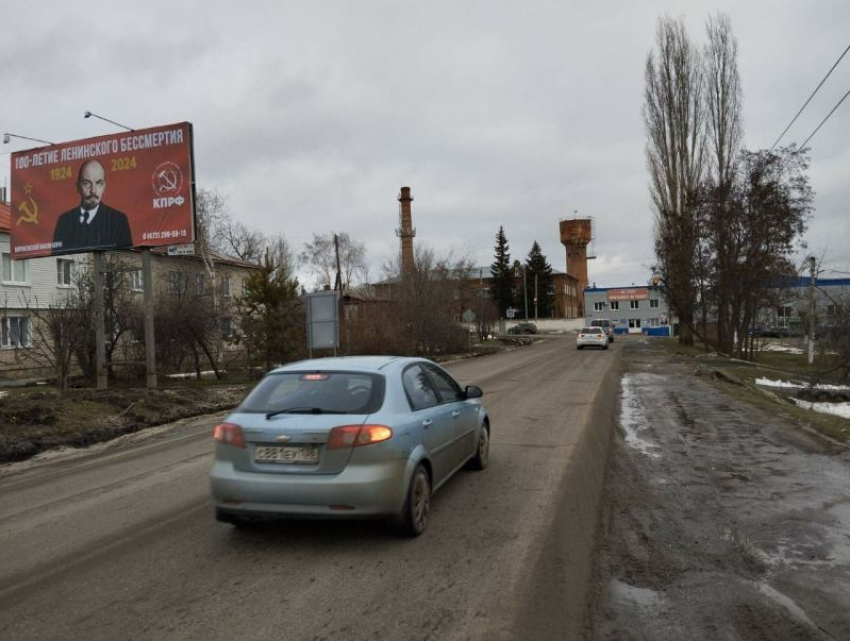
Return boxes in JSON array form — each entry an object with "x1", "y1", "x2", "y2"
[
  {"x1": 74, "y1": 255, "x2": 142, "y2": 383},
  {"x1": 150, "y1": 259, "x2": 228, "y2": 379},
  {"x1": 644, "y1": 16, "x2": 706, "y2": 345},
  {"x1": 704, "y1": 13, "x2": 743, "y2": 187},
  {"x1": 694, "y1": 146, "x2": 812, "y2": 358},
  {"x1": 701, "y1": 12, "x2": 744, "y2": 352},
  {"x1": 1, "y1": 282, "x2": 90, "y2": 392},
  {"x1": 816, "y1": 287, "x2": 850, "y2": 383},
  {"x1": 345, "y1": 246, "x2": 471, "y2": 356},
  {"x1": 300, "y1": 232, "x2": 368, "y2": 292}
]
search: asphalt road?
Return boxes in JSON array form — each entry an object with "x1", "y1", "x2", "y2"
[{"x1": 0, "y1": 336, "x2": 620, "y2": 641}]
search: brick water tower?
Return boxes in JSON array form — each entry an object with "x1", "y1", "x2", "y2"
[{"x1": 560, "y1": 217, "x2": 594, "y2": 316}]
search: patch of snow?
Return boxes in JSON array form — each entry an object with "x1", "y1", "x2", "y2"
[
  {"x1": 0, "y1": 391, "x2": 7, "y2": 399},
  {"x1": 755, "y1": 377, "x2": 800, "y2": 389},
  {"x1": 756, "y1": 377, "x2": 850, "y2": 392},
  {"x1": 166, "y1": 370, "x2": 225, "y2": 380},
  {"x1": 791, "y1": 399, "x2": 850, "y2": 419},
  {"x1": 752, "y1": 582, "x2": 821, "y2": 631},
  {"x1": 761, "y1": 344, "x2": 804, "y2": 354},
  {"x1": 608, "y1": 579, "x2": 665, "y2": 608},
  {"x1": 619, "y1": 374, "x2": 662, "y2": 458}
]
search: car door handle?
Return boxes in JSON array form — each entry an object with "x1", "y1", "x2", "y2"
[
  {"x1": 422, "y1": 419, "x2": 433, "y2": 428},
  {"x1": 451, "y1": 410, "x2": 461, "y2": 418}
]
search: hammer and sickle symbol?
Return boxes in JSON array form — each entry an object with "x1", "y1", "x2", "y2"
[{"x1": 16, "y1": 198, "x2": 39, "y2": 225}]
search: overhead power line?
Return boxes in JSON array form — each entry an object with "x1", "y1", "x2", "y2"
[
  {"x1": 798, "y1": 85, "x2": 850, "y2": 148},
  {"x1": 769, "y1": 43, "x2": 850, "y2": 152}
]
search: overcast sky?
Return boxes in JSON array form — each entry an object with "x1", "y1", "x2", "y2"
[{"x1": 2, "y1": 0, "x2": 848, "y2": 288}]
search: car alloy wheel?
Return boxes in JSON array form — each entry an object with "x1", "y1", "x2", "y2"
[
  {"x1": 401, "y1": 464, "x2": 431, "y2": 537},
  {"x1": 467, "y1": 423, "x2": 490, "y2": 471}
]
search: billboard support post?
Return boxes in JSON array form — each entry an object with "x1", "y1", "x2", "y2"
[
  {"x1": 93, "y1": 252, "x2": 107, "y2": 390},
  {"x1": 143, "y1": 249, "x2": 157, "y2": 388}
]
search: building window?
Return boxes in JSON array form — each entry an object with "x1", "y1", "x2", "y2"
[
  {"x1": 1, "y1": 252, "x2": 30, "y2": 285},
  {"x1": 630, "y1": 300, "x2": 640, "y2": 309},
  {"x1": 57, "y1": 259, "x2": 75, "y2": 287},
  {"x1": 649, "y1": 318, "x2": 660, "y2": 327},
  {"x1": 827, "y1": 304, "x2": 836, "y2": 317},
  {"x1": 167, "y1": 271, "x2": 187, "y2": 296},
  {"x1": 777, "y1": 304, "x2": 792, "y2": 328},
  {"x1": 609, "y1": 301, "x2": 619, "y2": 310},
  {"x1": 628, "y1": 318, "x2": 642, "y2": 329},
  {"x1": 220, "y1": 316, "x2": 233, "y2": 340},
  {"x1": 1, "y1": 316, "x2": 31, "y2": 349},
  {"x1": 593, "y1": 302, "x2": 604, "y2": 312},
  {"x1": 222, "y1": 275, "x2": 232, "y2": 298},
  {"x1": 650, "y1": 299, "x2": 659, "y2": 309},
  {"x1": 195, "y1": 273, "x2": 205, "y2": 295},
  {"x1": 130, "y1": 270, "x2": 144, "y2": 291}
]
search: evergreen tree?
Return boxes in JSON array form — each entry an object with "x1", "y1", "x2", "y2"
[
  {"x1": 525, "y1": 241, "x2": 555, "y2": 318},
  {"x1": 489, "y1": 226, "x2": 514, "y2": 316},
  {"x1": 239, "y1": 250, "x2": 304, "y2": 371}
]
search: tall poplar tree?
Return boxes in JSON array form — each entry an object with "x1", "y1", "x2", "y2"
[{"x1": 490, "y1": 226, "x2": 514, "y2": 316}]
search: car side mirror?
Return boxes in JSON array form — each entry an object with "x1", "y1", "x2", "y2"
[{"x1": 464, "y1": 385, "x2": 483, "y2": 399}]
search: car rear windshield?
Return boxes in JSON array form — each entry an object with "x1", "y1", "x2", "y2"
[
  {"x1": 238, "y1": 371, "x2": 385, "y2": 415},
  {"x1": 581, "y1": 328, "x2": 604, "y2": 334},
  {"x1": 590, "y1": 320, "x2": 610, "y2": 327}
]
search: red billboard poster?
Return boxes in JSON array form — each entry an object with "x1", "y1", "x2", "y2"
[
  {"x1": 608, "y1": 287, "x2": 650, "y2": 301},
  {"x1": 9, "y1": 122, "x2": 195, "y2": 258}
]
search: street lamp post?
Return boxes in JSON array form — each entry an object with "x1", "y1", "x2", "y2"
[
  {"x1": 83, "y1": 111, "x2": 135, "y2": 132},
  {"x1": 513, "y1": 264, "x2": 529, "y2": 320},
  {"x1": 3, "y1": 133, "x2": 55, "y2": 145}
]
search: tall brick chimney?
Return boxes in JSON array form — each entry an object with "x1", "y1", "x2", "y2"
[{"x1": 396, "y1": 186, "x2": 416, "y2": 274}]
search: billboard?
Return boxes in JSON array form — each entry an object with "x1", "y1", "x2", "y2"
[
  {"x1": 608, "y1": 287, "x2": 649, "y2": 301},
  {"x1": 9, "y1": 122, "x2": 195, "y2": 258}
]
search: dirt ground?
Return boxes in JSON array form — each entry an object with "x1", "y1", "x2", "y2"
[
  {"x1": 0, "y1": 384, "x2": 251, "y2": 464},
  {"x1": 591, "y1": 338, "x2": 850, "y2": 640}
]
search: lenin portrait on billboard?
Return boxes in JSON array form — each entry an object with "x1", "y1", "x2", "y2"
[{"x1": 52, "y1": 159, "x2": 132, "y2": 254}]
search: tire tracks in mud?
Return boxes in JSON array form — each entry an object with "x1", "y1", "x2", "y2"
[{"x1": 590, "y1": 338, "x2": 850, "y2": 641}]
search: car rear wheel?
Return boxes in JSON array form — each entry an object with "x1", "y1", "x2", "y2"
[
  {"x1": 399, "y1": 464, "x2": 431, "y2": 537},
  {"x1": 466, "y1": 422, "x2": 490, "y2": 471},
  {"x1": 216, "y1": 508, "x2": 256, "y2": 529}
]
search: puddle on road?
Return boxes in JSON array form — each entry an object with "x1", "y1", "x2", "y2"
[{"x1": 620, "y1": 374, "x2": 662, "y2": 459}]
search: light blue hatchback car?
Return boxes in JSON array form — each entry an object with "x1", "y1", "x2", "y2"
[{"x1": 210, "y1": 356, "x2": 490, "y2": 536}]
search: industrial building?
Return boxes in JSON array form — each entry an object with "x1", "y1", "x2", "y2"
[
  {"x1": 383, "y1": 186, "x2": 593, "y2": 320},
  {"x1": 584, "y1": 285, "x2": 672, "y2": 335}
]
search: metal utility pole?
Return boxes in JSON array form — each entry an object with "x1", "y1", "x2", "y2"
[
  {"x1": 93, "y1": 253, "x2": 107, "y2": 390},
  {"x1": 534, "y1": 274, "x2": 539, "y2": 321},
  {"x1": 808, "y1": 256, "x2": 817, "y2": 365},
  {"x1": 523, "y1": 267, "x2": 528, "y2": 320},
  {"x1": 333, "y1": 233, "x2": 344, "y2": 355},
  {"x1": 479, "y1": 268, "x2": 484, "y2": 338},
  {"x1": 143, "y1": 249, "x2": 157, "y2": 388}
]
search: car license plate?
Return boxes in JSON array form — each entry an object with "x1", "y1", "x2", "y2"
[{"x1": 254, "y1": 445, "x2": 319, "y2": 465}]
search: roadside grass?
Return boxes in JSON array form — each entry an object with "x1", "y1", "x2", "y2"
[
  {"x1": 0, "y1": 384, "x2": 252, "y2": 464},
  {"x1": 658, "y1": 337, "x2": 850, "y2": 444},
  {"x1": 703, "y1": 375, "x2": 850, "y2": 444},
  {"x1": 0, "y1": 340, "x2": 534, "y2": 465}
]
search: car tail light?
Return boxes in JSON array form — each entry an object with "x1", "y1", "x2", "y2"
[
  {"x1": 213, "y1": 422, "x2": 246, "y2": 449},
  {"x1": 327, "y1": 424, "x2": 393, "y2": 450}
]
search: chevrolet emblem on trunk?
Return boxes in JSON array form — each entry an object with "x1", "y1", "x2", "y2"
[{"x1": 275, "y1": 435, "x2": 292, "y2": 443}]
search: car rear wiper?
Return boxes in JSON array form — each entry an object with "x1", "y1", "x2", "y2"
[{"x1": 266, "y1": 407, "x2": 346, "y2": 419}]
